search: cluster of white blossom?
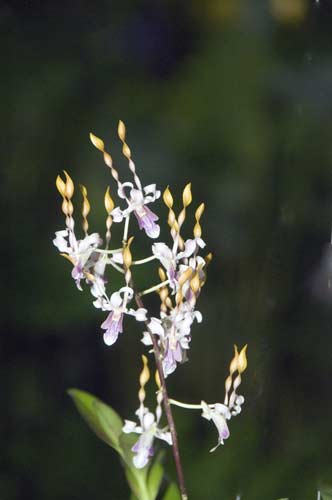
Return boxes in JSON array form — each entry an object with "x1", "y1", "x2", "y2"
[{"x1": 53, "y1": 121, "x2": 247, "y2": 470}]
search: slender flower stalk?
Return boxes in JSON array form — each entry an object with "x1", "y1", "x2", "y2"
[{"x1": 134, "y1": 289, "x2": 188, "y2": 499}]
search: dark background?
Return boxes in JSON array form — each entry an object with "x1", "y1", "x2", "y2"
[{"x1": 3, "y1": 0, "x2": 332, "y2": 499}]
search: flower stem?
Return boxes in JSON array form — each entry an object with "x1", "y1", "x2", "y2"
[
  {"x1": 139, "y1": 279, "x2": 170, "y2": 296},
  {"x1": 134, "y1": 290, "x2": 188, "y2": 500},
  {"x1": 169, "y1": 398, "x2": 203, "y2": 410},
  {"x1": 132, "y1": 254, "x2": 157, "y2": 265},
  {"x1": 121, "y1": 224, "x2": 187, "y2": 498}
]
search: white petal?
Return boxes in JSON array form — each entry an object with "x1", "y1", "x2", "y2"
[
  {"x1": 132, "y1": 308, "x2": 147, "y2": 321},
  {"x1": 133, "y1": 451, "x2": 149, "y2": 469},
  {"x1": 141, "y1": 331, "x2": 153, "y2": 346},
  {"x1": 194, "y1": 311, "x2": 202, "y2": 323},
  {"x1": 130, "y1": 188, "x2": 144, "y2": 205},
  {"x1": 103, "y1": 331, "x2": 119, "y2": 346},
  {"x1": 123, "y1": 420, "x2": 140, "y2": 434},
  {"x1": 117, "y1": 181, "x2": 134, "y2": 199},
  {"x1": 112, "y1": 250, "x2": 123, "y2": 264},
  {"x1": 110, "y1": 291, "x2": 123, "y2": 308},
  {"x1": 179, "y1": 239, "x2": 196, "y2": 258},
  {"x1": 155, "y1": 430, "x2": 173, "y2": 445},
  {"x1": 148, "y1": 318, "x2": 164, "y2": 337},
  {"x1": 111, "y1": 207, "x2": 124, "y2": 222}
]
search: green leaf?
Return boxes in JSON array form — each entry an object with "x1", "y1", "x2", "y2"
[
  {"x1": 321, "y1": 486, "x2": 332, "y2": 500},
  {"x1": 68, "y1": 389, "x2": 123, "y2": 453},
  {"x1": 125, "y1": 467, "x2": 147, "y2": 500},
  {"x1": 147, "y1": 457, "x2": 164, "y2": 500},
  {"x1": 163, "y1": 482, "x2": 181, "y2": 500}
]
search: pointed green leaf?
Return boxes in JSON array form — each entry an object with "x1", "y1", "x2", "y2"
[
  {"x1": 68, "y1": 389, "x2": 123, "y2": 452},
  {"x1": 163, "y1": 482, "x2": 181, "y2": 500},
  {"x1": 147, "y1": 457, "x2": 164, "y2": 500},
  {"x1": 125, "y1": 467, "x2": 146, "y2": 500}
]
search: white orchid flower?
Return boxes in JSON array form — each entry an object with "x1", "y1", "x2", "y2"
[
  {"x1": 142, "y1": 303, "x2": 202, "y2": 377},
  {"x1": 53, "y1": 228, "x2": 102, "y2": 290},
  {"x1": 111, "y1": 182, "x2": 161, "y2": 239},
  {"x1": 201, "y1": 401, "x2": 231, "y2": 452},
  {"x1": 123, "y1": 405, "x2": 172, "y2": 469},
  {"x1": 94, "y1": 286, "x2": 147, "y2": 346}
]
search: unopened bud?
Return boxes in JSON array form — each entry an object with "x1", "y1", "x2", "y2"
[
  {"x1": 182, "y1": 183, "x2": 192, "y2": 207},
  {"x1": 178, "y1": 267, "x2": 193, "y2": 287},
  {"x1": 237, "y1": 345, "x2": 248, "y2": 373},
  {"x1": 90, "y1": 133, "x2": 105, "y2": 152},
  {"x1": 158, "y1": 267, "x2": 166, "y2": 281},
  {"x1": 122, "y1": 143, "x2": 131, "y2": 160},
  {"x1": 56, "y1": 175, "x2": 66, "y2": 197},
  {"x1": 118, "y1": 120, "x2": 126, "y2": 142},
  {"x1": 163, "y1": 186, "x2": 173, "y2": 208},
  {"x1": 230, "y1": 345, "x2": 239, "y2": 374},
  {"x1": 205, "y1": 252, "x2": 213, "y2": 265},
  {"x1": 195, "y1": 203, "x2": 205, "y2": 220},
  {"x1": 63, "y1": 170, "x2": 74, "y2": 199},
  {"x1": 66, "y1": 200, "x2": 74, "y2": 216},
  {"x1": 123, "y1": 236, "x2": 134, "y2": 268},
  {"x1": 80, "y1": 185, "x2": 90, "y2": 218},
  {"x1": 139, "y1": 355, "x2": 150, "y2": 389},
  {"x1": 190, "y1": 272, "x2": 200, "y2": 293},
  {"x1": 104, "y1": 186, "x2": 114, "y2": 213}
]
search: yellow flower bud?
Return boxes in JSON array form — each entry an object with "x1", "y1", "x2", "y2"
[
  {"x1": 182, "y1": 183, "x2": 192, "y2": 207},
  {"x1": 229, "y1": 345, "x2": 239, "y2": 374},
  {"x1": 194, "y1": 203, "x2": 205, "y2": 238},
  {"x1": 139, "y1": 355, "x2": 150, "y2": 389},
  {"x1": 80, "y1": 185, "x2": 90, "y2": 218},
  {"x1": 190, "y1": 272, "x2": 200, "y2": 293},
  {"x1": 158, "y1": 267, "x2": 166, "y2": 282},
  {"x1": 122, "y1": 143, "x2": 131, "y2": 160},
  {"x1": 123, "y1": 236, "x2": 134, "y2": 268},
  {"x1": 163, "y1": 186, "x2": 173, "y2": 208},
  {"x1": 237, "y1": 345, "x2": 248, "y2": 373},
  {"x1": 63, "y1": 170, "x2": 74, "y2": 199},
  {"x1": 118, "y1": 120, "x2": 126, "y2": 142},
  {"x1": 178, "y1": 267, "x2": 193, "y2": 287},
  {"x1": 89, "y1": 133, "x2": 105, "y2": 152},
  {"x1": 104, "y1": 186, "x2": 114, "y2": 213},
  {"x1": 56, "y1": 175, "x2": 66, "y2": 197},
  {"x1": 195, "y1": 203, "x2": 205, "y2": 221}
]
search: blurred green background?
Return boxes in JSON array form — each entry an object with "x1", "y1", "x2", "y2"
[{"x1": 3, "y1": 0, "x2": 332, "y2": 498}]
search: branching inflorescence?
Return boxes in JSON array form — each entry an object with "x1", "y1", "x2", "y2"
[{"x1": 53, "y1": 121, "x2": 248, "y2": 498}]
